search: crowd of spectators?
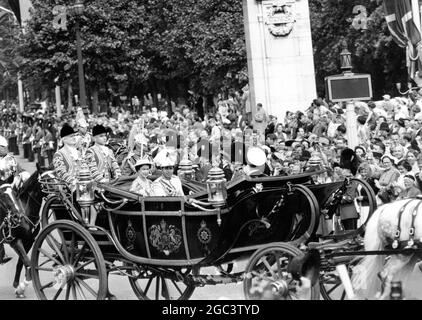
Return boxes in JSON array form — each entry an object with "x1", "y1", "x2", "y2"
[{"x1": 2, "y1": 89, "x2": 422, "y2": 205}]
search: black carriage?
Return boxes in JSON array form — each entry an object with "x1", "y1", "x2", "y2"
[{"x1": 33, "y1": 168, "x2": 376, "y2": 300}]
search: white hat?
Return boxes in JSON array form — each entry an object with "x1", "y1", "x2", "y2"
[
  {"x1": 382, "y1": 94, "x2": 391, "y2": 100},
  {"x1": 135, "y1": 157, "x2": 152, "y2": 169},
  {"x1": 246, "y1": 147, "x2": 266, "y2": 167},
  {"x1": 0, "y1": 136, "x2": 8, "y2": 147},
  {"x1": 154, "y1": 148, "x2": 177, "y2": 167}
]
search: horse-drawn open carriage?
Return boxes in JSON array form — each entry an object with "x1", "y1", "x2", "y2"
[{"x1": 28, "y1": 163, "x2": 377, "y2": 300}]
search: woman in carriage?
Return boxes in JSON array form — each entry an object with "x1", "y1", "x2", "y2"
[{"x1": 129, "y1": 157, "x2": 153, "y2": 196}]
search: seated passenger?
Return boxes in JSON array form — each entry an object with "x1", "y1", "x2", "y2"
[
  {"x1": 243, "y1": 147, "x2": 267, "y2": 177},
  {"x1": 150, "y1": 149, "x2": 184, "y2": 197},
  {"x1": 130, "y1": 157, "x2": 152, "y2": 196}
]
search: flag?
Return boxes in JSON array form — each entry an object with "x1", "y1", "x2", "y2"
[
  {"x1": 384, "y1": 0, "x2": 408, "y2": 47},
  {"x1": 383, "y1": 0, "x2": 422, "y2": 79}
]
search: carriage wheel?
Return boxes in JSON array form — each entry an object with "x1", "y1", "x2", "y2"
[
  {"x1": 128, "y1": 266, "x2": 198, "y2": 300},
  {"x1": 285, "y1": 184, "x2": 319, "y2": 244},
  {"x1": 31, "y1": 220, "x2": 108, "y2": 300},
  {"x1": 243, "y1": 243, "x2": 320, "y2": 300},
  {"x1": 319, "y1": 256, "x2": 362, "y2": 300},
  {"x1": 41, "y1": 195, "x2": 70, "y2": 228}
]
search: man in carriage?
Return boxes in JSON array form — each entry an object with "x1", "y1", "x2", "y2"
[
  {"x1": 150, "y1": 148, "x2": 185, "y2": 197},
  {"x1": 85, "y1": 124, "x2": 122, "y2": 183},
  {"x1": 0, "y1": 135, "x2": 31, "y2": 264},
  {"x1": 52, "y1": 124, "x2": 82, "y2": 188}
]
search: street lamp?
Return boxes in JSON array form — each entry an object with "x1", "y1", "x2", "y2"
[
  {"x1": 70, "y1": 0, "x2": 88, "y2": 115},
  {"x1": 340, "y1": 41, "x2": 352, "y2": 73}
]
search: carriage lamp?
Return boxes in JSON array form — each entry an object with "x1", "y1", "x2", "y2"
[
  {"x1": 76, "y1": 163, "x2": 95, "y2": 224},
  {"x1": 178, "y1": 158, "x2": 194, "y2": 180},
  {"x1": 206, "y1": 166, "x2": 227, "y2": 208}
]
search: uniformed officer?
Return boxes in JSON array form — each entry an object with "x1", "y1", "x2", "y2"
[
  {"x1": 0, "y1": 135, "x2": 30, "y2": 264},
  {"x1": 85, "y1": 124, "x2": 121, "y2": 183},
  {"x1": 150, "y1": 149, "x2": 184, "y2": 197},
  {"x1": 52, "y1": 124, "x2": 82, "y2": 188}
]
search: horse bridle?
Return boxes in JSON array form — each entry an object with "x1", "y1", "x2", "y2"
[
  {"x1": 0, "y1": 184, "x2": 24, "y2": 244},
  {"x1": 392, "y1": 199, "x2": 422, "y2": 249}
]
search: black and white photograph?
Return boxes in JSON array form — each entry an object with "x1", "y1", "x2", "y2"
[{"x1": 0, "y1": 0, "x2": 422, "y2": 305}]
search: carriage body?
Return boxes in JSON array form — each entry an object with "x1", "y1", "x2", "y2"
[
  {"x1": 79, "y1": 171, "x2": 323, "y2": 268},
  {"x1": 34, "y1": 170, "x2": 376, "y2": 300}
]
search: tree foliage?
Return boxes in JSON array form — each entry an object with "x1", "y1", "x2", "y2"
[
  {"x1": 310, "y1": 0, "x2": 407, "y2": 99},
  {"x1": 17, "y1": 0, "x2": 246, "y2": 108},
  {"x1": 13, "y1": 0, "x2": 411, "y2": 109}
]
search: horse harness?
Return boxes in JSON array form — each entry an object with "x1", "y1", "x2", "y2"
[
  {"x1": 0, "y1": 185, "x2": 23, "y2": 244},
  {"x1": 0, "y1": 184, "x2": 40, "y2": 244},
  {"x1": 389, "y1": 198, "x2": 422, "y2": 250}
]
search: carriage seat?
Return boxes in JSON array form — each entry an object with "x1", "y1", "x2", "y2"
[{"x1": 110, "y1": 175, "x2": 136, "y2": 191}]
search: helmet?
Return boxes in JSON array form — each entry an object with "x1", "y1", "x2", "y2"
[{"x1": 0, "y1": 135, "x2": 8, "y2": 147}]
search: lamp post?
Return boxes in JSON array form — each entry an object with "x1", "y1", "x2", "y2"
[
  {"x1": 71, "y1": 0, "x2": 88, "y2": 115},
  {"x1": 340, "y1": 42, "x2": 359, "y2": 149}
]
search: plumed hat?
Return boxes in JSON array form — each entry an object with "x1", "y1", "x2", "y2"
[
  {"x1": 340, "y1": 148, "x2": 360, "y2": 175},
  {"x1": 77, "y1": 118, "x2": 88, "y2": 128},
  {"x1": 60, "y1": 124, "x2": 75, "y2": 138},
  {"x1": 92, "y1": 124, "x2": 107, "y2": 137},
  {"x1": 134, "y1": 133, "x2": 149, "y2": 146},
  {"x1": 154, "y1": 148, "x2": 178, "y2": 167}
]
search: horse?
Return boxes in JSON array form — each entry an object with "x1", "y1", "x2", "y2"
[
  {"x1": 0, "y1": 169, "x2": 44, "y2": 298},
  {"x1": 12, "y1": 169, "x2": 44, "y2": 295},
  {"x1": 352, "y1": 198, "x2": 422, "y2": 299}
]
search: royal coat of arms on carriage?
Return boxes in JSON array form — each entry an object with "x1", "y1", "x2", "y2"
[
  {"x1": 149, "y1": 219, "x2": 182, "y2": 256},
  {"x1": 265, "y1": 1, "x2": 297, "y2": 37}
]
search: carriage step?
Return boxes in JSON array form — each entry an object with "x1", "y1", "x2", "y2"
[{"x1": 191, "y1": 273, "x2": 243, "y2": 286}]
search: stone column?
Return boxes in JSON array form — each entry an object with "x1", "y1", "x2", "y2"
[
  {"x1": 346, "y1": 102, "x2": 358, "y2": 149},
  {"x1": 55, "y1": 85, "x2": 62, "y2": 117},
  {"x1": 243, "y1": 0, "x2": 317, "y2": 121}
]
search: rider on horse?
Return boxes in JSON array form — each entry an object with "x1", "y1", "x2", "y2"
[{"x1": 0, "y1": 135, "x2": 30, "y2": 264}]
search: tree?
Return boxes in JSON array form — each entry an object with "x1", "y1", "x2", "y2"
[
  {"x1": 0, "y1": 8, "x2": 21, "y2": 101},
  {"x1": 309, "y1": 0, "x2": 407, "y2": 99},
  {"x1": 18, "y1": 0, "x2": 151, "y2": 111}
]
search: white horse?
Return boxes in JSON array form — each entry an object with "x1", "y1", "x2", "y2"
[{"x1": 352, "y1": 198, "x2": 422, "y2": 299}]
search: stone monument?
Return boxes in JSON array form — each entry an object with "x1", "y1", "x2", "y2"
[{"x1": 242, "y1": 0, "x2": 317, "y2": 121}]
